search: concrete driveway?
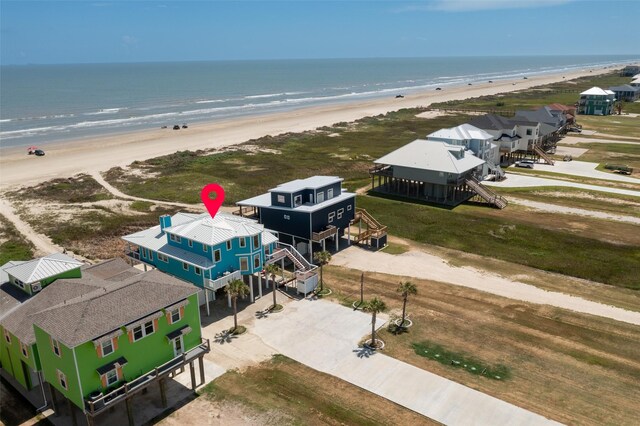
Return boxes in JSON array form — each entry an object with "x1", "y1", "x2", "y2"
[
  {"x1": 530, "y1": 160, "x2": 638, "y2": 184},
  {"x1": 485, "y1": 174, "x2": 640, "y2": 197},
  {"x1": 252, "y1": 299, "x2": 560, "y2": 426}
]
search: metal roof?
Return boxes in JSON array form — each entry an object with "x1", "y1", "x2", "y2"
[
  {"x1": 375, "y1": 140, "x2": 485, "y2": 174},
  {"x1": 3, "y1": 253, "x2": 84, "y2": 284},
  {"x1": 580, "y1": 86, "x2": 614, "y2": 96},
  {"x1": 166, "y1": 212, "x2": 265, "y2": 246},
  {"x1": 268, "y1": 176, "x2": 343, "y2": 193},
  {"x1": 237, "y1": 190, "x2": 355, "y2": 213},
  {"x1": 427, "y1": 123, "x2": 494, "y2": 142}
]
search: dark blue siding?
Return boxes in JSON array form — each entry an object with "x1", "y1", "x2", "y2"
[
  {"x1": 310, "y1": 197, "x2": 355, "y2": 236},
  {"x1": 271, "y1": 192, "x2": 292, "y2": 208},
  {"x1": 259, "y1": 208, "x2": 311, "y2": 239}
]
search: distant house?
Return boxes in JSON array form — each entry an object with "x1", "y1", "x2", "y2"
[
  {"x1": 467, "y1": 114, "x2": 540, "y2": 165},
  {"x1": 620, "y1": 65, "x2": 640, "y2": 76},
  {"x1": 123, "y1": 211, "x2": 319, "y2": 300},
  {"x1": 426, "y1": 124, "x2": 499, "y2": 173},
  {"x1": 370, "y1": 139, "x2": 506, "y2": 209},
  {"x1": 577, "y1": 87, "x2": 615, "y2": 115},
  {"x1": 515, "y1": 106, "x2": 567, "y2": 130},
  {"x1": 608, "y1": 84, "x2": 640, "y2": 102},
  {"x1": 237, "y1": 176, "x2": 386, "y2": 253},
  {"x1": 1, "y1": 253, "x2": 83, "y2": 295},
  {"x1": 0, "y1": 258, "x2": 208, "y2": 425},
  {"x1": 546, "y1": 103, "x2": 576, "y2": 125}
]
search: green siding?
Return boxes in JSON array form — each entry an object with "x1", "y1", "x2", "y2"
[
  {"x1": 34, "y1": 325, "x2": 84, "y2": 408},
  {"x1": 0, "y1": 326, "x2": 39, "y2": 390},
  {"x1": 9, "y1": 267, "x2": 82, "y2": 296}
]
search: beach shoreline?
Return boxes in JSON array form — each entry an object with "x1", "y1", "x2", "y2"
[{"x1": 0, "y1": 66, "x2": 618, "y2": 191}]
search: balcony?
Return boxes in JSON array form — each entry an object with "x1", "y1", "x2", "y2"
[
  {"x1": 85, "y1": 338, "x2": 210, "y2": 416},
  {"x1": 312, "y1": 225, "x2": 337, "y2": 242},
  {"x1": 205, "y1": 269, "x2": 242, "y2": 291}
]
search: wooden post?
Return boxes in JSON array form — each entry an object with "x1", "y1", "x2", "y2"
[
  {"x1": 48, "y1": 383, "x2": 59, "y2": 416},
  {"x1": 258, "y1": 274, "x2": 263, "y2": 298},
  {"x1": 190, "y1": 361, "x2": 196, "y2": 390},
  {"x1": 205, "y1": 289, "x2": 210, "y2": 316},
  {"x1": 159, "y1": 378, "x2": 168, "y2": 408},
  {"x1": 126, "y1": 397, "x2": 134, "y2": 426},
  {"x1": 199, "y1": 356, "x2": 205, "y2": 385},
  {"x1": 249, "y1": 275, "x2": 254, "y2": 302},
  {"x1": 67, "y1": 398, "x2": 78, "y2": 426}
]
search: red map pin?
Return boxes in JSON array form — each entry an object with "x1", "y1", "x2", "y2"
[{"x1": 200, "y1": 183, "x2": 225, "y2": 219}]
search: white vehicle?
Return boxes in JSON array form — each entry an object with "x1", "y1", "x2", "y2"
[{"x1": 515, "y1": 160, "x2": 535, "y2": 169}]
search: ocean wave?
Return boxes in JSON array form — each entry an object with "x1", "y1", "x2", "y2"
[{"x1": 84, "y1": 107, "x2": 127, "y2": 116}]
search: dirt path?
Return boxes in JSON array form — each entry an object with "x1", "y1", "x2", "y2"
[
  {"x1": 561, "y1": 136, "x2": 640, "y2": 145},
  {"x1": 0, "y1": 198, "x2": 63, "y2": 257},
  {"x1": 509, "y1": 197, "x2": 640, "y2": 224},
  {"x1": 331, "y1": 246, "x2": 640, "y2": 326}
]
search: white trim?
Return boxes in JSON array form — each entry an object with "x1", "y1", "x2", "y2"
[
  {"x1": 57, "y1": 369, "x2": 68, "y2": 390},
  {"x1": 101, "y1": 339, "x2": 114, "y2": 357},
  {"x1": 72, "y1": 347, "x2": 85, "y2": 402},
  {"x1": 132, "y1": 320, "x2": 155, "y2": 342},
  {"x1": 239, "y1": 257, "x2": 249, "y2": 272},
  {"x1": 214, "y1": 249, "x2": 222, "y2": 263},
  {"x1": 226, "y1": 240, "x2": 232, "y2": 251}
]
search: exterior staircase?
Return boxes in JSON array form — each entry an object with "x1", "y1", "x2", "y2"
[
  {"x1": 351, "y1": 208, "x2": 387, "y2": 243},
  {"x1": 533, "y1": 145, "x2": 555, "y2": 165},
  {"x1": 465, "y1": 177, "x2": 508, "y2": 209},
  {"x1": 267, "y1": 242, "x2": 317, "y2": 278},
  {"x1": 487, "y1": 163, "x2": 506, "y2": 181}
]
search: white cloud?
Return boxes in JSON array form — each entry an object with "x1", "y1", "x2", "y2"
[{"x1": 399, "y1": 0, "x2": 574, "y2": 13}]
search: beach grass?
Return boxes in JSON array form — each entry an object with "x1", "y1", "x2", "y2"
[
  {"x1": 577, "y1": 115, "x2": 640, "y2": 139},
  {"x1": 356, "y1": 193, "x2": 640, "y2": 289},
  {"x1": 0, "y1": 216, "x2": 34, "y2": 265},
  {"x1": 431, "y1": 71, "x2": 640, "y2": 114},
  {"x1": 323, "y1": 266, "x2": 640, "y2": 426},
  {"x1": 104, "y1": 109, "x2": 475, "y2": 205}
]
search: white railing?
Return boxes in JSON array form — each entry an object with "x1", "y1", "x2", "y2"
[{"x1": 205, "y1": 270, "x2": 242, "y2": 291}]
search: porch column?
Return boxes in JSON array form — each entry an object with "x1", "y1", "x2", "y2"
[
  {"x1": 190, "y1": 361, "x2": 196, "y2": 390},
  {"x1": 249, "y1": 275, "x2": 254, "y2": 302},
  {"x1": 281, "y1": 258, "x2": 285, "y2": 282},
  {"x1": 310, "y1": 239, "x2": 314, "y2": 262},
  {"x1": 347, "y1": 226, "x2": 351, "y2": 245},
  {"x1": 322, "y1": 239, "x2": 326, "y2": 251},
  {"x1": 199, "y1": 356, "x2": 205, "y2": 385},
  {"x1": 125, "y1": 397, "x2": 134, "y2": 426},
  {"x1": 335, "y1": 229, "x2": 339, "y2": 251},
  {"x1": 48, "y1": 383, "x2": 59, "y2": 416},
  {"x1": 68, "y1": 399, "x2": 78, "y2": 426},
  {"x1": 143, "y1": 263, "x2": 147, "y2": 271},
  {"x1": 258, "y1": 274, "x2": 263, "y2": 297},
  {"x1": 205, "y1": 289, "x2": 210, "y2": 317},
  {"x1": 159, "y1": 378, "x2": 168, "y2": 408}
]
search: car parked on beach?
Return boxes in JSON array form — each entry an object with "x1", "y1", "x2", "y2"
[
  {"x1": 515, "y1": 160, "x2": 534, "y2": 169},
  {"x1": 173, "y1": 125, "x2": 180, "y2": 130},
  {"x1": 34, "y1": 149, "x2": 45, "y2": 156}
]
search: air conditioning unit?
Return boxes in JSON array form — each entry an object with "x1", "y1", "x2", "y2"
[{"x1": 31, "y1": 283, "x2": 42, "y2": 293}]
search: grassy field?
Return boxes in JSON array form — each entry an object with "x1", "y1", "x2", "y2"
[
  {"x1": 505, "y1": 167, "x2": 640, "y2": 191},
  {"x1": 494, "y1": 186, "x2": 640, "y2": 218},
  {"x1": 431, "y1": 71, "x2": 640, "y2": 114},
  {"x1": 571, "y1": 141, "x2": 640, "y2": 170},
  {"x1": 578, "y1": 115, "x2": 640, "y2": 139},
  {"x1": 200, "y1": 354, "x2": 435, "y2": 425},
  {"x1": 357, "y1": 194, "x2": 640, "y2": 289},
  {"x1": 104, "y1": 109, "x2": 474, "y2": 205},
  {"x1": 0, "y1": 216, "x2": 34, "y2": 266},
  {"x1": 324, "y1": 266, "x2": 640, "y2": 426}
]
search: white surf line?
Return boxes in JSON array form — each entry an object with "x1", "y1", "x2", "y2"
[{"x1": 509, "y1": 198, "x2": 640, "y2": 225}]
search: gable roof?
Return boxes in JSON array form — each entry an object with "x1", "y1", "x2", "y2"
[
  {"x1": 515, "y1": 107, "x2": 561, "y2": 128},
  {"x1": 30, "y1": 269, "x2": 197, "y2": 347},
  {"x1": 580, "y1": 86, "x2": 614, "y2": 96},
  {"x1": 375, "y1": 140, "x2": 485, "y2": 175},
  {"x1": 546, "y1": 103, "x2": 575, "y2": 112},
  {"x1": 3, "y1": 253, "x2": 83, "y2": 284},
  {"x1": 0, "y1": 258, "x2": 139, "y2": 344},
  {"x1": 427, "y1": 123, "x2": 493, "y2": 141}
]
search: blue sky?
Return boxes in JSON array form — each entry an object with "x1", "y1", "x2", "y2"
[{"x1": 1, "y1": 0, "x2": 638, "y2": 65}]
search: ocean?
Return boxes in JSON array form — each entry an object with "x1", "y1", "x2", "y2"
[{"x1": 1, "y1": 55, "x2": 637, "y2": 149}]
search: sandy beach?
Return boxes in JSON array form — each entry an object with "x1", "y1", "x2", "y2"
[{"x1": 0, "y1": 67, "x2": 615, "y2": 191}]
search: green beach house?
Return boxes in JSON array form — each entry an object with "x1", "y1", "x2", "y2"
[
  {"x1": 1, "y1": 253, "x2": 83, "y2": 295},
  {"x1": 1, "y1": 257, "x2": 209, "y2": 426},
  {"x1": 577, "y1": 87, "x2": 616, "y2": 115}
]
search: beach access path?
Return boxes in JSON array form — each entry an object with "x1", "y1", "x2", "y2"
[
  {"x1": 0, "y1": 67, "x2": 613, "y2": 192},
  {"x1": 508, "y1": 198, "x2": 640, "y2": 225},
  {"x1": 250, "y1": 298, "x2": 560, "y2": 426},
  {"x1": 331, "y1": 246, "x2": 640, "y2": 326}
]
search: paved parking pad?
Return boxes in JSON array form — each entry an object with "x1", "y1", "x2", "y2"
[{"x1": 252, "y1": 299, "x2": 561, "y2": 426}]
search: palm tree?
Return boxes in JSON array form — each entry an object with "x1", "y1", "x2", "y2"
[
  {"x1": 313, "y1": 250, "x2": 332, "y2": 292},
  {"x1": 225, "y1": 279, "x2": 249, "y2": 332},
  {"x1": 362, "y1": 297, "x2": 387, "y2": 348},
  {"x1": 397, "y1": 281, "x2": 417, "y2": 328},
  {"x1": 265, "y1": 263, "x2": 280, "y2": 310}
]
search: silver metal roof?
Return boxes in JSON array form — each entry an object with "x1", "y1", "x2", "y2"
[
  {"x1": 166, "y1": 212, "x2": 266, "y2": 246},
  {"x1": 375, "y1": 140, "x2": 485, "y2": 174},
  {"x1": 427, "y1": 123, "x2": 494, "y2": 142},
  {"x1": 3, "y1": 253, "x2": 84, "y2": 284},
  {"x1": 237, "y1": 190, "x2": 355, "y2": 213},
  {"x1": 268, "y1": 176, "x2": 343, "y2": 193}
]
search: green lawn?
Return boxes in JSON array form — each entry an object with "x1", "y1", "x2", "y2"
[
  {"x1": 357, "y1": 194, "x2": 640, "y2": 289},
  {"x1": 0, "y1": 216, "x2": 34, "y2": 265},
  {"x1": 577, "y1": 115, "x2": 640, "y2": 139}
]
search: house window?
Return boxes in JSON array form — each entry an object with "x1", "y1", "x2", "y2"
[
  {"x1": 327, "y1": 188, "x2": 334, "y2": 199},
  {"x1": 194, "y1": 267, "x2": 201, "y2": 276},
  {"x1": 57, "y1": 370, "x2": 68, "y2": 390},
  {"x1": 328, "y1": 212, "x2": 335, "y2": 223},
  {"x1": 284, "y1": 214, "x2": 290, "y2": 220},
  {"x1": 3, "y1": 329, "x2": 10, "y2": 344},
  {"x1": 169, "y1": 234, "x2": 181, "y2": 243},
  {"x1": 149, "y1": 251, "x2": 154, "y2": 261},
  {"x1": 226, "y1": 240, "x2": 232, "y2": 251},
  {"x1": 158, "y1": 253, "x2": 169, "y2": 263},
  {"x1": 294, "y1": 195, "x2": 302, "y2": 207},
  {"x1": 182, "y1": 262, "x2": 189, "y2": 271},
  {"x1": 337, "y1": 208, "x2": 344, "y2": 219},
  {"x1": 133, "y1": 321, "x2": 155, "y2": 341},
  {"x1": 52, "y1": 338, "x2": 61, "y2": 357},
  {"x1": 188, "y1": 239, "x2": 193, "y2": 248},
  {"x1": 101, "y1": 339, "x2": 114, "y2": 357},
  {"x1": 14, "y1": 279, "x2": 25, "y2": 289},
  {"x1": 254, "y1": 254, "x2": 260, "y2": 269},
  {"x1": 526, "y1": 129, "x2": 532, "y2": 135},
  {"x1": 142, "y1": 248, "x2": 148, "y2": 258},
  {"x1": 253, "y1": 235, "x2": 259, "y2": 249},
  {"x1": 240, "y1": 257, "x2": 249, "y2": 272},
  {"x1": 317, "y1": 192, "x2": 325, "y2": 203},
  {"x1": 347, "y1": 205, "x2": 352, "y2": 211},
  {"x1": 239, "y1": 238, "x2": 246, "y2": 248},
  {"x1": 277, "y1": 194, "x2": 285, "y2": 203},
  {"x1": 21, "y1": 343, "x2": 29, "y2": 358},
  {"x1": 202, "y1": 244, "x2": 208, "y2": 252},
  {"x1": 170, "y1": 308, "x2": 181, "y2": 324},
  {"x1": 214, "y1": 250, "x2": 221, "y2": 262},
  {"x1": 105, "y1": 369, "x2": 118, "y2": 386}
]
